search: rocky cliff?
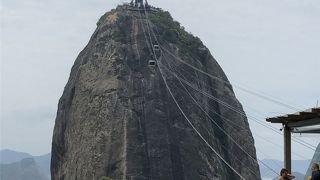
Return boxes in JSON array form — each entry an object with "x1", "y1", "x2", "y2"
[{"x1": 51, "y1": 4, "x2": 261, "y2": 180}]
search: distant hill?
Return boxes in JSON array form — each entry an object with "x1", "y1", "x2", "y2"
[
  {"x1": 0, "y1": 149, "x2": 51, "y2": 179},
  {"x1": 0, "y1": 149, "x2": 32, "y2": 164},
  {"x1": 0, "y1": 158, "x2": 49, "y2": 180},
  {"x1": 259, "y1": 159, "x2": 310, "y2": 178},
  {"x1": 33, "y1": 153, "x2": 51, "y2": 178}
]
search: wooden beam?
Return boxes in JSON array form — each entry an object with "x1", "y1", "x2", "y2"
[
  {"x1": 266, "y1": 117, "x2": 287, "y2": 123},
  {"x1": 288, "y1": 118, "x2": 320, "y2": 128},
  {"x1": 292, "y1": 124, "x2": 320, "y2": 133},
  {"x1": 267, "y1": 113, "x2": 319, "y2": 124},
  {"x1": 284, "y1": 125, "x2": 291, "y2": 173},
  {"x1": 284, "y1": 114, "x2": 316, "y2": 121},
  {"x1": 293, "y1": 129, "x2": 320, "y2": 133}
]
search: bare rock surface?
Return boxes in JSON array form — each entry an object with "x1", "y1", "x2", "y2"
[{"x1": 51, "y1": 5, "x2": 261, "y2": 180}]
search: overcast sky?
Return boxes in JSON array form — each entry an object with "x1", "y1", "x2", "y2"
[{"x1": 1, "y1": 0, "x2": 319, "y2": 166}]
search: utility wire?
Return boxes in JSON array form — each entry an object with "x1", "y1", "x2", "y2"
[
  {"x1": 140, "y1": 7, "x2": 246, "y2": 180},
  {"x1": 161, "y1": 46, "x2": 304, "y2": 112},
  {"x1": 164, "y1": 58, "x2": 312, "y2": 160},
  {"x1": 139, "y1": 6, "x2": 316, "y2": 178},
  {"x1": 165, "y1": 65, "x2": 316, "y2": 151},
  {"x1": 169, "y1": 65, "x2": 278, "y2": 176},
  {"x1": 164, "y1": 55, "x2": 265, "y2": 177},
  {"x1": 168, "y1": 79, "x2": 262, "y2": 178},
  {"x1": 160, "y1": 47, "x2": 316, "y2": 151}
]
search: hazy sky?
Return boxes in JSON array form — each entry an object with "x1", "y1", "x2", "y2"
[{"x1": 1, "y1": 0, "x2": 319, "y2": 167}]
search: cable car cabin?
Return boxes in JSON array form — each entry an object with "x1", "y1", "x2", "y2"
[
  {"x1": 153, "y1": 45, "x2": 160, "y2": 51},
  {"x1": 148, "y1": 59, "x2": 156, "y2": 66}
]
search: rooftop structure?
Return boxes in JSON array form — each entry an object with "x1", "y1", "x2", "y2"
[
  {"x1": 266, "y1": 107, "x2": 320, "y2": 173},
  {"x1": 267, "y1": 108, "x2": 320, "y2": 133}
]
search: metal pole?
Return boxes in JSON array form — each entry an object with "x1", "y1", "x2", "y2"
[{"x1": 284, "y1": 124, "x2": 291, "y2": 173}]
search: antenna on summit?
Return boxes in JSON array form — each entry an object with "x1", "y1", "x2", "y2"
[
  {"x1": 133, "y1": 0, "x2": 143, "y2": 8},
  {"x1": 129, "y1": 0, "x2": 151, "y2": 11},
  {"x1": 131, "y1": 0, "x2": 149, "y2": 8}
]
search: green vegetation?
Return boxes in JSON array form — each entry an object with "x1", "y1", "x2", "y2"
[
  {"x1": 97, "y1": 9, "x2": 127, "y2": 43},
  {"x1": 97, "y1": 9, "x2": 116, "y2": 26},
  {"x1": 114, "y1": 13, "x2": 129, "y2": 43},
  {"x1": 112, "y1": 27, "x2": 126, "y2": 43},
  {"x1": 149, "y1": 10, "x2": 204, "y2": 56},
  {"x1": 99, "y1": 176, "x2": 114, "y2": 180}
]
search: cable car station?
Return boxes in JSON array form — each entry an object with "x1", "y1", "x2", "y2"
[{"x1": 267, "y1": 108, "x2": 320, "y2": 173}]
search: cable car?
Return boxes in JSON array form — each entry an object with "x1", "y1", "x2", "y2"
[
  {"x1": 148, "y1": 59, "x2": 156, "y2": 66},
  {"x1": 154, "y1": 44, "x2": 160, "y2": 51}
]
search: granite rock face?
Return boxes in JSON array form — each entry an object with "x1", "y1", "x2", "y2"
[{"x1": 51, "y1": 5, "x2": 261, "y2": 180}]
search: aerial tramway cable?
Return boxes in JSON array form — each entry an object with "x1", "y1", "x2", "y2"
[
  {"x1": 138, "y1": 5, "x2": 316, "y2": 179},
  {"x1": 164, "y1": 55, "x2": 266, "y2": 177},
  {"x1": 168, "y1": 80, "x2": 263, "y2": 177},
  {"x1": 162, "y1": 58, "x2": 279, "y2": 176},
  {"x1": 160, "y1": 46, "x2": 304, "y2": 112},
  {"x1": 148, "y1": 28, "x2": 316, "y2": 150},
  {"x1": 139, "y1": 10, "x2": 256, "y2": 177},
  {"x1": 163, "y1": 55, "x2": 311, "y2": 170},
  {"x1": 163, "y1": 58, "x2": 311, "y2": 160},
  {"x1": 159, "y1": 46, "x2": 317, "y2": 150},
  {"x1": 138, "y1": 7, "x2": 247, "y2": 180},
  {"x1": 163, "y1": 64, "x2": 316, "y2": 151}
]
